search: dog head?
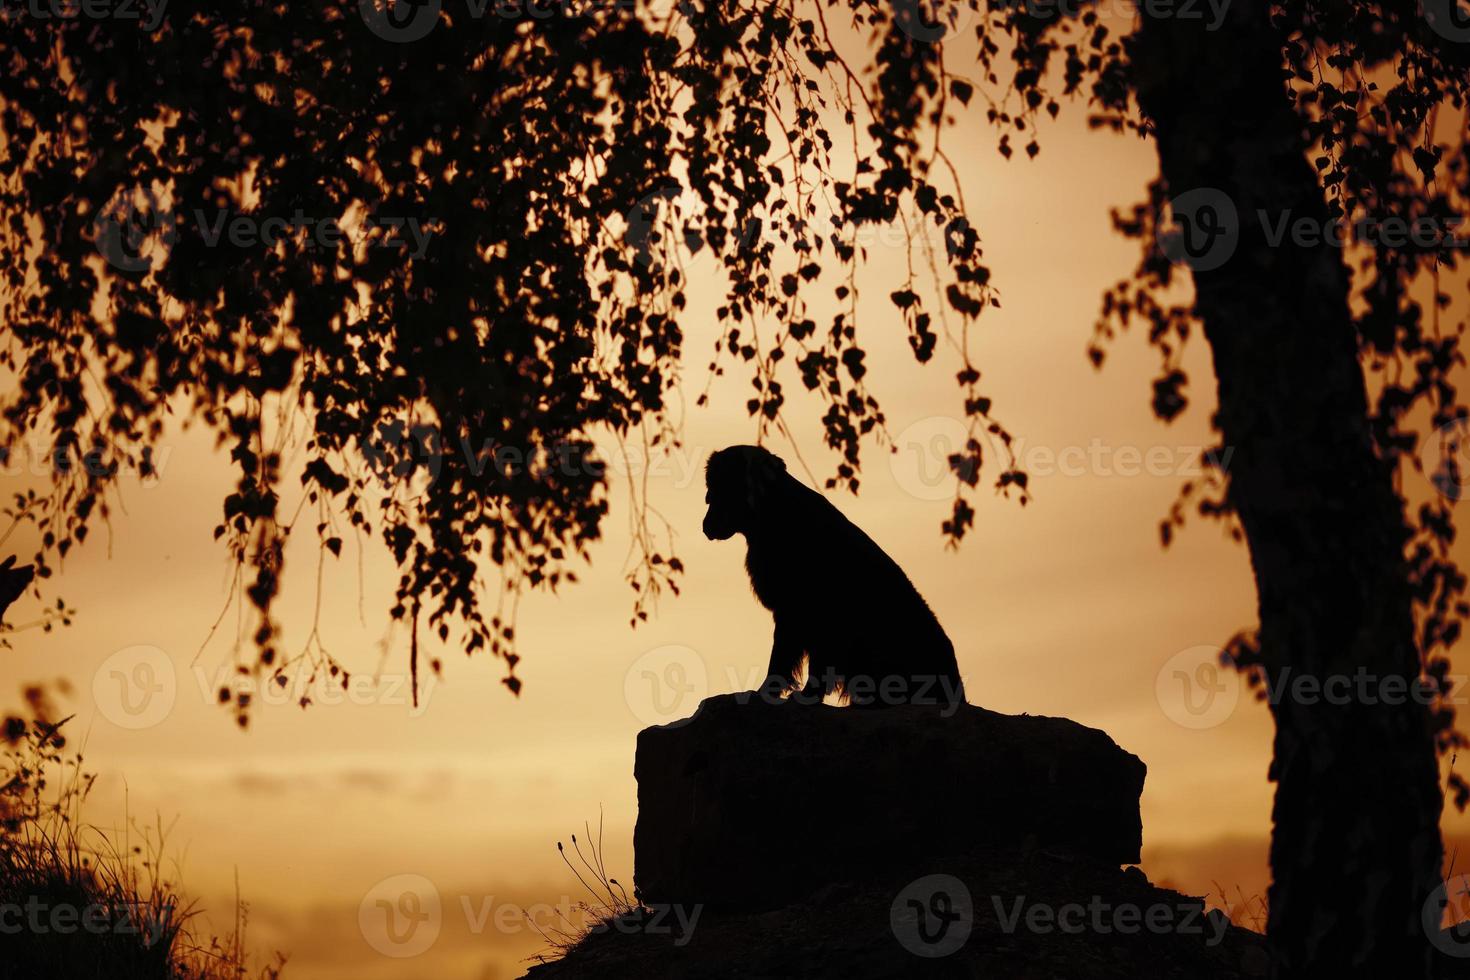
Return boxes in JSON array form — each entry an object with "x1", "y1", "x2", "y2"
[{"x1": 702, "y1": 445, "x2": 788, "y2": 540}]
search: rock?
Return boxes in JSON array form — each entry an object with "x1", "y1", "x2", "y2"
[
  {"x1": 633, "y1": 693, "x2": 1146, "y2": 911},
  {"x1": 522, "y1": 693, "x2": 1262, "y2": 980},
  {"x1": 521, "y1": 850, "x2": 1267, "y2": 980}
]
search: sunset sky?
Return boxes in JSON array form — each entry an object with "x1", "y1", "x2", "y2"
[{"x1": 3, "y1": 30, "x2": 1467, "y2": 980}]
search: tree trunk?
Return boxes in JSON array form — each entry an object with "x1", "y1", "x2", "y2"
[{"x1": 1129, "y1": 7, "x2": 1444, "y2": 977}]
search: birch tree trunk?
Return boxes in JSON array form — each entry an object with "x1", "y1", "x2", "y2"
[{"x1": 1130, "y1": 6, "x2": 1445, "y2": 976}]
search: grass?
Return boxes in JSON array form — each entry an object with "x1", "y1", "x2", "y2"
[
  {"x1": 1210, "y1": 880, "x2": 1267, "y2": 933},
  {"x1": 524, "y1": 810, "x2": 648, "y2": 965},
  {"x1": 0, "y1": 711, "x2": 287, "y2": 979}
]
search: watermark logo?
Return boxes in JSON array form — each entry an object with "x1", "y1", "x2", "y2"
[
  {"x1": 192, "y1": 210, "x2": 435, "y2": 258},
  {"x1": 1156, "y1": 645, "x2": 1239, "y2": 730},
  {"x1": 358, "y1": 0, "x2": 637, "y2": 38},
  {"x1": 359, "y1": 418, "x2": 444, "y2": 489},
  {"x1": 621, "y1": 185, "x2": 759, "y2": 271},
  {"x1": 0, "y1": 899, "x2": 173, "y2": 946},
  {"x1": 728, "y1": 666, "x2": 967, "y2": 715},
  {"x1": 93, "y1": 186, "x2": 176, "y2": 273},
  {"x1": 191, "y1": 663, "x2": 436, "y2": 717},
  {"x1": 891, "y1": 0, "x2": 976, "y2": 44},
  {"x1": 1160, "y1": 189, "x2": 1469, "y2": 271},
  {"x1": 354, "y1": 883, "x2": 703, "y2": 949},
  {"x1": 624, "y1": 186, "x2": 684, "y2": 269},
  {"x1": 624, "y1": 644, "x2": 707, "y2": 727},
  {"x1": 993, "y1": 894, "x2": 1228, "y2": 945},
  {"x1": 1425, "y1": 874, "x2": 1470, "y2": 957},
  {"x1": 990, "y1": 0, "x2": 1232, "y2": 31},
  {"x1": 1422, "y1": 417, "x2": 1470, "y2": 501},
  {"x1": 0, "y1": 0, "x2": 169, "y2": 31},
  {"x1": 1157, "y1": 188, "x2": 1239, "y2": 271},
  {"x1": 889, "y1": 416, "x2": 980, "y2": 502},
  {"x1": 359, "y1": 0, "x2": 441, "y2": 41},
  {"x1": 0, "y1": 435, "x2": 171, "y2": 487},
  {"x1": 359, "y1": 874, "x2": 442, "y2": 958},
  {"x1": 1424, "y1": 0, "x2": 1470, "y2": 43},
  {"x1": 92, "y1": 645, "x2": 176, "y2": 729},
  {"x1": 1162, "y1": 659, "x2": 1454, "y2": 728},
  {"x1": 891, "y1": 873, "x2": 973, "y2": 957},
  {"x1": 889, "y1": 417, "x2": 1231, "y2": 498}
]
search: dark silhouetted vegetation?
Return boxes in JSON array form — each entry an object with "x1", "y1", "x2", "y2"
[
  {"x1": 1, "y1": 2, "x2": 1468, "y2": 973},
  {"x1": 1, "y1": 699, "x2": 286, "y2": 978}
]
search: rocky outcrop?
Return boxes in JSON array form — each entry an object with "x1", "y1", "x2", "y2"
[
  {"x1": 523, "y1": 850, "x2": 1268, "y2": 980},
  {"x1": 521, "y1": 692, "x2": 1284, "y2": 980},
  {"x1": 633, "y1": 693, "x2": 1146, "y2": 911}
]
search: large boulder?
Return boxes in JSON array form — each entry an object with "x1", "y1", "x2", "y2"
[{"x1": 634, "y1": 693, "x2": 1146, "y2": 911}]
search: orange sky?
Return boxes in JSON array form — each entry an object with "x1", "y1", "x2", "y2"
[{"x1": 3, "y1": 27, "x2": 1469, "y2": 980}]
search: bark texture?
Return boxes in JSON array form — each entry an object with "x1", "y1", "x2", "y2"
[{"x1": 1130, "y1": 7, "x2": 1444, "y2": 977}]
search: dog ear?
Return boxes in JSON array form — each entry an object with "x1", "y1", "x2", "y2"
[{"x1": 744, "y1": 450, "x2": 787, "y2": 512}]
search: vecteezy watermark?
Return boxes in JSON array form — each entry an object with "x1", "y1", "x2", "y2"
[
  {"x1": 889, "y1": 0, "x2": 975, "y2": 43},
  {"x1": 487, "y1": 0, "x2": 636, "y2": 20},
  {"x1": 0, "y1": 435, "x2": 172, "y2": 487},
  {"x1": 731, "y1": 668, "x2": 968, "y2": 716},
  {"x1": 891, "y1": 0, "x2": 1232, "y2": 44},
  {"x1": 357, "y1": 0, "x2": 635, "y2": 41},
  {"x1": 622, "y1": 650, "x2": 966, "y2": 727},
  {"x1": 1158, "y1": 187, "x2": 1470, "y2": 271},
  {"x1": 888, "y1": 416, "x2": 981, "y2": 502},
  {"x1": 1423, "y1": 0, "x2": 1470, "y2": 43},
  {"x1": 339, "y1": 430, "x2": 729, "y2": 495},
  {"x1": 889, "y1": 414, "x2": 1231, "y2": 501},
  {"x1": 1421, "y1": 417, "x2": 1470, "y2": 501},
  {"x1": 583, "y1": 905, "x2": 702, "y2": 947},
  {"x1": 93, "y1": 646, "x2": 434, "y2": 728},
  {"x1": 1256, "y1": 212, "x2": 1470, "y2": 251},
  {"x1": 92, "y1": 645, "x2": 177, "y2": 730},
  {"x1": 992, "y1": 894, "x2": 1229, "y2": 946},
  {"x1": 624, "y1": 644, "x2": 708, "y2": 728},
  {"x1": 357, "y1": 874, "x2": 701, "y2": 958},
  {"x1": 349, "y1": 428, "x2": 611, "y2": 493},
  {"x1": 359, "y1": 874, "x2": 443, "y2": 958},
  {"x1": 91, "y1": 195, "x2": 438, "y2": 272},
  {"x1": 192, "y1": 662, "x2": 437, "y2": 718},
  {"x1": 0, "y1": 899, "x2": 174, "y2": 947},
  {"x1": 624, "y1": 186, "x2": 689, "y2": 270},
  {"x1": 0, "y1": 0, "x2": 168, "y2": 31},
  {"x1": 192, "y1": 211, "x2": 436, "y2": 259},
  {"x1": 460, "y1": 898, "x2": 699, "y2": 945},
  {"x1": 621, "y1": 183, "x2": 964, "y2": 271},
  {"x1": 357, "y1": 419, "x2": 444, "y2": 490},
  {"x1": 1157, "y1": 644, "x2": 1465, "y2": 730},
  {"x1": 1156, "y1": 645, "x2": 1240, "y2": 730},
  {"x1": 351, "y1": 422, "x2": 1222, "y2": 502},
  {"x1": 995, "y1": 0, "x2": 1231, "y2": 30},
  {"x1": 1156, "y1": 188, "x2": 1240, "y2": 272},
  {"x1": 358, "y1": 0, "x2": 441, "y2": 41},
  {"x1": 1425, "y1": 874, "x2": 1470, "y2": 957},
  {"x1": 92, "y1": 186, "x2": 176, "y2": 274},
  {"x1": 621, "y1": 185, "x2": 761, "y2": 270},
  {"x1": 891, "y1": 874, "x2": 973, "y2": 957}
]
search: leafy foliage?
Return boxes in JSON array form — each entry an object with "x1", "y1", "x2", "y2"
[
  {"x1": 1, "y1": 2, "x2": 1465, "y2": 767},
  {"x1": 0, "y1": 1, "x2": 1029, "y2": 711},
  {"x1": 1, "y1": 695, "x2": 286, "y2": 978},
  {"x1": 1080, "y1": 4, "x2": 1470, "y2": 799}
]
